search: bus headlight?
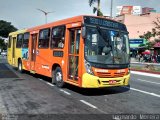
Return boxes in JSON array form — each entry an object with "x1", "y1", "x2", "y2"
[
  {"x1": 128, "y1": 69, "x2": 130, "y2": 74},
  {"x1": 85, "y1": 61, "x2": 94, "y2": 75},
  {"x1": 128, "y1": 64, "x2": 130, "y2": 74}
]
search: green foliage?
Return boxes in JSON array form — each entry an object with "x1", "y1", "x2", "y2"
[
  {"x1": 89, "y1": 0, "x2": 97, "y2": 6},
  {"x1": 139, "y1": 43, "x2": 145, "y2": 47},
  {"x1": 145, "y1": 42, "x2": 155, "y2": 49},
  {"x1": 138, "y1": 41, "x2": 155, "y2": 49},
  {"x1": 93, "y1": 7, "x2": 103, "y2": 16},
  {"x1": 155, "y1": 38, "x2": 160, "y2": 42},
  {"x1": 93, "y1": 7, "x2": 97, "y2": 14},
  {"x1": 139, "y1": 17, "x2": 160, "y2": 49},
  {"x1": 98, "y1": 9, "x2": 103, "y2": 16},
  {"x1": 139, "y1": 31, "x2": 153, "y2": 40},
  {"x1": 88, "y1": 0, "x2": 103, "y2": 16},
  {"x1": 153, "y1": 17, "x2": 160, "y2": 30},
  {"x1": 0, "y1": 20, "x2": 17, "y2": 38},
  {"x1": 0, "y1": 38, "x2": 7, "y2": 50}
]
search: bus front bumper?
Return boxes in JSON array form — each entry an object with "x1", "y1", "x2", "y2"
[{"x1": 82, "y1": 73, "x2": 130, "y2": 88}]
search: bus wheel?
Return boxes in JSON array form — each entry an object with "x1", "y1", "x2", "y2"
[
  {"x1": 51, "y1": 70, "x2": 56, "y2": 84},
  {"x1": 54, "y1": 67, "x2": 65, "y2": 88},
  {"x1": 18, "y1": 60, "x2": 23, "y2": 73}
]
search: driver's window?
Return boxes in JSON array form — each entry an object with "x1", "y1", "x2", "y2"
[
  {"x1": 110, "y1": 31, "x2": 121, "y2": 50},
  {"x1": 115, "y1": 37, "x2": 123, "y2": 50},
  {"x1": 86, "y1": 28, "x2": 98, "y2": 55}
]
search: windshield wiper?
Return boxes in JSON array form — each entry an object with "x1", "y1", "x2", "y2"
[
  {"x1": 96, "y1": 26, "x2": 112, "y2": 49},
  {"x1": 96, "y1": 26, "x2": 115, "y2": 63}
]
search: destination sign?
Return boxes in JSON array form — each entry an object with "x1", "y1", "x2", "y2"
[{"x1": 84, "y1": 16, "x2": 127, "y2": 31}]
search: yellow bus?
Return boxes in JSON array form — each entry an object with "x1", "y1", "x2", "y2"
[{"x1": 7, "y1": 29, "x2": 27, "y2": 71}]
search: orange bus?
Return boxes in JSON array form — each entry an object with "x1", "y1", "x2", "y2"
[{"x1": 8, "y1": 15, "x2": 130, "y2": 88}]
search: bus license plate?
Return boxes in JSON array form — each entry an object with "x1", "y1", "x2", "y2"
[{"x1": 109, "y1": 80, "x2": 117, "y2": 85}]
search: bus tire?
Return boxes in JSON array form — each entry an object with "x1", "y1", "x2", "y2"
[
  {"x1": 54, "y1": 67, "x2": 65, "y2": 88},
  {"x1": 51, "y1": 70, "x2": 56, "y2": 84},
  {"x1": 18, "y1": 60, "x2": 23, "y2": 73}
]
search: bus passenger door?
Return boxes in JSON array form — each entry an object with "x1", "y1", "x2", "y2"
[
  {"x1": 12, "y1": 37, "x2": 16, "y2": 66},
  {"x1": 30, "y1": 34, "x2": 37, "y2": 71},
  {"x1": 68, "y1": 29, "x2": 81, "y2": 82}
]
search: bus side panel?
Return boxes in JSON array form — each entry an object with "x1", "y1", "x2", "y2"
[
  {"x1": 7, "y1": 36, "x2": 15, "y2": 66},
  {"x1": 22, "y1": 48, "x2": 29, "y2": 70},
  {"x1": 14, "y1": 48, "x2": 22, "y2": 67},
  {"x1": 34, "y1": 49, "x2": 52, "y2": 77},
  {"x1": 7, "y1": 48, "x2": 12, "y2": 65}
]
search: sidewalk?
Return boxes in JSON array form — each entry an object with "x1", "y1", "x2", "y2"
[
  {"x1": 130, "y1": 57, "x2": 160, "y2": 66},
  {"x1": 130, "y1": 57, "x2": 160, "y2": 75}
]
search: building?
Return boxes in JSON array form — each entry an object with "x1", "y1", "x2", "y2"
[
  {"x1": 116, "y1": 6, "x2": 156, "y2": 16},
  {"x1": 116, "y1": 6, "x2": 141, "y2": 16},
  {"x1": 142, "y1": 7, "x2": 156, "y2": 14},
  {"x1": 115, "y1": 12, "x2": 160, "y2": 57},
  {"x1": 115, "y1": 12, "x2": 160, "y2": 39}
]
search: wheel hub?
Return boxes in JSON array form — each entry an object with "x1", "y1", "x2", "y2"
[{"x1": 56, "y1": 72, "x2": 62, "y2": 82}]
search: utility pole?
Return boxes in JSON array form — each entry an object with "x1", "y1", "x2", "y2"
[
  {"x1": 37, "y1": 9, "x2": 54, "y2": 23},
  {"x1": 110, "y1": 0, "x2": 113, "y2": 18}
]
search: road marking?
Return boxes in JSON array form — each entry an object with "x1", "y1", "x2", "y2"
[
  {"x1": 38, "y1": 78, "x2": 55, "y2": 86},
  {"x1": 128, "y1": 87, "x2": 160, "y2": 98},
  {"x1": 38, "y1": 78, "x2": 43, "y2": 81},
  {"x1": 60, "y1": 89, "x2": 71, "y2": 95},
  {"x1": 137, "y1": 79, "x2": 160, "y2": 85},
  {"x1": 131, "y1": 71, "x2": 160, "y2": 78},
  {"x1": 80, "y1": 100, "x2": 97, "y2": 109},
  {"x1": 46, "y1": 82, "x2": 55, "y2": 87}
]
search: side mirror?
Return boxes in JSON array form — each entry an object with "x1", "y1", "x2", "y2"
[{"x1": 82, "y1": 26, "x2": 86, "y2": 39}]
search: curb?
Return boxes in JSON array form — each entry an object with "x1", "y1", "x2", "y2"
[
  {"x1": 130, "y1": 69, "x2": 160, "y2": 75},
  {"x1": 131, "y1": 70, "x2": 160, "y2": 78},
  {"x1": 131, "y1": 62, "x2": 160, "y2": 66}
]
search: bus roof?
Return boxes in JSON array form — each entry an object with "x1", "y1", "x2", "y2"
[
  {"x1": 9, "y1": 29, "x2": 27, "y2": 37},
  {"x1": 9, "y1": 15, "x2": 127, "y2": 35},
  {"x1": 27, "y1": 15, "x2": 84, "y2": 31},
  {"x1": 27, "y1": 15, "x2": 124, "y2": 32}
]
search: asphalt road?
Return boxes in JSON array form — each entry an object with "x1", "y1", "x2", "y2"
[{"x1": 0, "y1": 56, "x2": 160, "y2": 120}]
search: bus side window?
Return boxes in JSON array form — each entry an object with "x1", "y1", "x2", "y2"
[
  {"x1": 22, "y1": 32, "x2": 30, "y2": 48},
  {"x1": 51, "y1": 25, "x2": 65, "y2": 49},
  {"x1": 16, "y1": 34, "x2": 23, "y2": 48},
  {"x1": 38, "y1": 28, "x2": 50, "y2": 48}
]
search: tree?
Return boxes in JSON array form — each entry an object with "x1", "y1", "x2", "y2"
[
  {"x1": 153, "y1": 17, "x2": 160, "y2": 42},
  {"x1": 0, "y1": 38, "x2": 7, "y2": 50},
  {"x1": 0, "y1": 20, "x2": 17, "y2": 50},
  {"x1": 89, "y1": 0, "x2": 103, "y2": 16},
  {"x1": 139, "y1": 17, "x2": 160, "y2": 49},
  {"x1": 0, "y1": 20, "x2": 17, "y2": 38},
  {"x1": 139, "y1": 31, "x2": 153, "y2": 40}
]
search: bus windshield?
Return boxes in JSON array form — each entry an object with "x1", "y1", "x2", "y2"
[{"x1": 84, "y1": 26, "x2": 130, "y2": 65}]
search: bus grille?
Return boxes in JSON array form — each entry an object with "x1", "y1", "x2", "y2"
[{"x1": 96, "y1": 72, "x2": 126, "y2": 78}]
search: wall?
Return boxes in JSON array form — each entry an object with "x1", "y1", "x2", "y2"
[{"x1": 115, "y1": 12, "x2": 160, "y2": 41}]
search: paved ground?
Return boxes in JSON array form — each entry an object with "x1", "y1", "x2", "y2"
[{"x1": 0, "y1": 56, "x2": 160, "y2": 120}]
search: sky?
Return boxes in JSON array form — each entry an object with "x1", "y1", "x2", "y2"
[{"x1": 0, "y1": 0, "x2": 160, "y2": 29}]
